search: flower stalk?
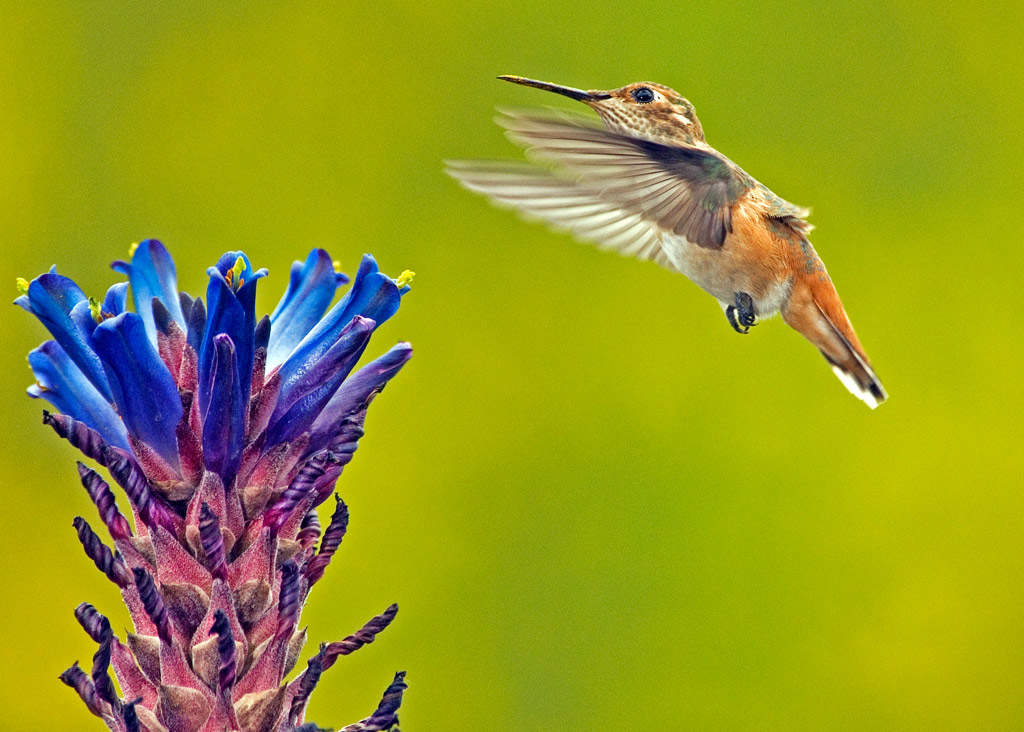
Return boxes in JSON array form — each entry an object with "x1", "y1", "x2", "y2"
[{"x1": 19, "y1": 240, "x2": 412, "y2": 732}]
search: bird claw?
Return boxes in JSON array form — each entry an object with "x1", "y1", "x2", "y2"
[{"x1": 726, "y1": 292, "x2": 757, "y2": 334}]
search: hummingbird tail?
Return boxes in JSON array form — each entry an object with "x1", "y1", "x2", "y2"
[{"x1": 783, "y1": 278, "x2": 888, "y2": 409}]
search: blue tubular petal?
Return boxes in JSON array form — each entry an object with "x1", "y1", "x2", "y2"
[
  {"x1": 232, "y1": 273, "x2": 264, "y2": 405},
  {"x1": 265, "y1": 316, "x2": 375, "y2": 447},
  {"x1": 13, "y1": 264, "x2": 56, "y2": 313},
  {"x1": 307, "y1": 342, "x2": 412, "y2": 455},
  {"x1": 186, "y1": 298, "x2": 206, "y2": 355},
  {"x1": 67, "y1": 282, "x2": 132, "y2": 347},
  {"x1": 197, "y1": 252, "x2": 267, "y2": 418},
  {"x1": 178, "y1": 291, "x2": 195, "y2": 321},
  {"x1": 69, "y1": 299, "x2": 98, "y2": 339},
  {"x1": 27, "y1": 342, "x2": 130, "y2": 452},
  {"x1": 255, "y1": 313, "x2": 271, "y2": 352},
  {"x1": 198, "y1": 273, "x2": 243, "y2": 416},
  {"x1": 91, "y1": 313, "x2": 182, "y2": 468},
  {"x1": 202, "y1": 334, "x2": 244, "y2": 482},
  {"x1": 267, "y1": 249, "x2": 342, "y2": 370},
  {"x1": 63, "y1": 281, "x2": 132, "y2": 356},
  {"x1": 121, "y1": 240, "x2": 187, "y2": 347},
  {"x1": 103, "y1": 282, "x2": 129, "y2": 315},
  {"x1": 20, "y1": 273, "x2": 112, "y2": 400},
  {"x1": 275, "y1": 255, "x2": 403, "y2": 394},
  {"x1": 212, "y1": 250, "x2": 259, "y2": 283}
]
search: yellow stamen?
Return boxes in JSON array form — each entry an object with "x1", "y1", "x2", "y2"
[
  {"x1": 332, "y1": 260, "x2": 343, "y2": 273},
  {"x1": 128, "y1": 241, "x2": 139, "y2": 258},
  {"x1": 34, "y1": 379, "x2": 49, "y2": 393},
  {"x1": 396, "y1": 270, "x2": 415, "y2": 288},
  {"x1": 230, "y1": 256, "x2": 247, "y2": 288},
  {"x1": 88, "y1": 297, "x2": 103, "y2": 323},
  {"x1": 16, "y1": 277, "x2": 30, "y2": 296}
]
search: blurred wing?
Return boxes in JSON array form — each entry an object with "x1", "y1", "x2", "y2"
[
  {"x1": 446, "y1": 160, "x2": 674, "y2": 269},
  {"x1": 496, "y1": 109, "x2": 753, "y2": 249}
]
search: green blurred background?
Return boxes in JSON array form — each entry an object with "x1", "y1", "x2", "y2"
[{"x1": 2, "y1": 2, "x2": 1023, "y2": 730}]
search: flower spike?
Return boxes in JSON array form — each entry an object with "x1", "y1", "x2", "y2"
[{"x1": 22, "y1": 243, "x2": 412, "y2": 730}]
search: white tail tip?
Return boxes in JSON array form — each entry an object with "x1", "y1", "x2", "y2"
[{"x1": 831, "y1": 366, "x2": 882, "y2": 409}]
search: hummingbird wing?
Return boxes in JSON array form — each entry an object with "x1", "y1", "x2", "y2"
[
  {"x1": 445, "y1": 159, "x2": 673, "y2": 268},
  {"x1": 495, "y1": 109, "x2": 753, "y2": 249}
]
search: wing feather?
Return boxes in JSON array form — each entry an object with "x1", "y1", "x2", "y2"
[
  {"x1": 495, "y1": 110, "x2": 753, "y2": 249},
  {"x1": 446, "y1": 160, "x2": 679, "y2": 269}
]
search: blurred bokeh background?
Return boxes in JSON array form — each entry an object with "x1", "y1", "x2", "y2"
[{"x1": 2, "y1": 2, "x2": 1023, "y2": 730}]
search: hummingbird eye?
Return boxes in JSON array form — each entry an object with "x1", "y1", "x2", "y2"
[{"x1": 631, "y1": 87, "x2": 656, "y2": 104}]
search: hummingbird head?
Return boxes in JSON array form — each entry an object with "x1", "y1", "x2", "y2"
[{"x1": 498, "y1": 76, "x2": 705, "y2": 145}]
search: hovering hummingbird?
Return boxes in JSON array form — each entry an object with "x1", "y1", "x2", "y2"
[{"x1": 447, "y1": 75, "x2": 887, "y2": 408}]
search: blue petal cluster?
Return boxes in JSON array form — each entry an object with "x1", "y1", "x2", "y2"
[{"x1": 19, "y1": 240, "x2": 411, "y2": 485}]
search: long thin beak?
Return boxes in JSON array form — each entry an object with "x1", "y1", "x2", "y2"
[{"x1": 498, "y1": 75, "x2": 611, "y2": 102}]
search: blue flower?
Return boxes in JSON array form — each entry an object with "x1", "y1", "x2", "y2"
[
  {"x1": 26, "y1": 341, "x2": 130, "y2": 452},
  {"x1": 91, "y1": 311, "x2": 183, "y2": 468},
  {"x1": 111, "y1": 239, "x2": 186, "y2": 347},
  {"x1": 19, "y1": 240, "x2": 413, "y2": 488},
  {"x1": 16, "y1": 269, "x2": 115, "y2": 401},
  {"x1": 268, "y1": 248, "x2": 349, "y2": 369}
]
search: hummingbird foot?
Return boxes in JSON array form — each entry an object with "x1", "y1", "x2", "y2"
[{"x1": 726, "y1": 292, "x2": 757, "y2": 334}]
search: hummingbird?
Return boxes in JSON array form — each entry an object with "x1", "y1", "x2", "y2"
[{"x1": 446, "y1": 75, "x2": 887, "y2": 408}]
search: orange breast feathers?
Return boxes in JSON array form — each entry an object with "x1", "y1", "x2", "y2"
[{"x1": 721, "y1": 202, "x2": 794, "y2": 300}]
